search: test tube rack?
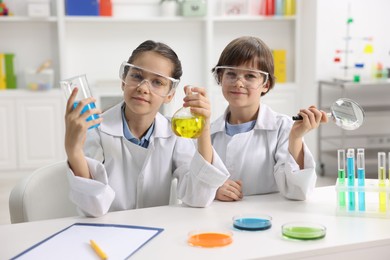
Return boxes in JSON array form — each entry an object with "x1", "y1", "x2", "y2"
[{"x1": 335, "y1": 179, "x2": 390, "y2": 218}]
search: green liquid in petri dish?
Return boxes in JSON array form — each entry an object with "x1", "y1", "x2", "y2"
[{"x1": 282, "y1": 226, "x2": 326, "y2": 240}]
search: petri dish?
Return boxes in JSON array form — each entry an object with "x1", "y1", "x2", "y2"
[
  {"x1": 187, "y1": 229, "x2": 233, "y2": 248},
  {"x1": 282, "y1": 222, "x2": 326, "y2": 240},
  {"x1": 233, "y1": 214, "x2": 272, "y2": 231}
]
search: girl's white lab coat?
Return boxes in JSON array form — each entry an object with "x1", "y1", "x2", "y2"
[
  {"x1": 67, "y1": 102, "x2": 230, "y2": 217},
  {"x1": 210, "y1": 103, "x2": 317, "y2": 200}
]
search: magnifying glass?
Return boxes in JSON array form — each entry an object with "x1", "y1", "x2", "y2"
[{"x1": 292, "y1": 98, "x2": 365, "y2": 130}]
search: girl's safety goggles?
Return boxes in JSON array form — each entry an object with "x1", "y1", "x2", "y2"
[{"x1": 119, "y1": 62, "x2": 180, "y2": 97}]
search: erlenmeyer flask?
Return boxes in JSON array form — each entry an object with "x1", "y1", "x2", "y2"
[{"x1": 171, "y1": 87, "x2": 205, "y2": 138}]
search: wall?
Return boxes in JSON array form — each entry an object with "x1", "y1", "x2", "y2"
[{"x1": 316, "y1": 0, "x2": 390, "y2": 80}]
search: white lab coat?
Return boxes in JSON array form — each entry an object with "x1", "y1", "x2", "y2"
[
  {"x1": 210, "y1": 103, "x2": 317, "y2": 200},
  {"x1": 67, "y1": 102, "x2": 230, "y2": 217}
]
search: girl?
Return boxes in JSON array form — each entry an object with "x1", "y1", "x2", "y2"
[
  {"x1": 210, "y1": 36, "x2": 327, "y2": 202},
  {"x1": 64, "y1": 40, "x2": 229, "y2": 217}
]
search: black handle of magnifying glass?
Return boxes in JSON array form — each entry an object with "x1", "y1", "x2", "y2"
[{"x1": 292, "y1": 115, "x2": 303, "y2": 120}]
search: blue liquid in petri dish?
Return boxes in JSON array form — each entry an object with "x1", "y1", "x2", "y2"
[
  {"x1": 233, "y1": 217, "x2": 272, "y2": 231},
  {"x1": 73, "y1": 102, "x2": 100, "y2": 129}
]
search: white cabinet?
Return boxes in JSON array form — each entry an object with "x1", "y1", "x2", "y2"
[
  {"x1": 0, "y1": 90, "x2": 66, "y2": 172},
  {"x1": 0, "y1": 99, "x2": 17, "y2": 170},
  {"x1": 318, "y1": 80, "x2": 390, "y2": 177}
]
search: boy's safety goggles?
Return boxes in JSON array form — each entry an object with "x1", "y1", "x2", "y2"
[
  {"x1": 214, "y1": 66, "x2": 269, "y2": 89},
  {"x1": 119, "y1": 62, "x2": 180, "y2": 97}
]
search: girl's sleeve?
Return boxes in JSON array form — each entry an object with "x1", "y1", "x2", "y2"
[
  {"x1": 66, "y1": 129, "x2": 115, "y2": 217},
  {"x1": 172, "y1": 139, "x2": 230, "y2": 207}
]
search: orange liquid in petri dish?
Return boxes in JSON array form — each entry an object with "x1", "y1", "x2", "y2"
[{"x1": 188, "y1": 232, "x2": 233, "y2": 248}]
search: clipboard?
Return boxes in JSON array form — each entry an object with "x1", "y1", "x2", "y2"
[{"x1": 11, "y1": 223, "x2": 164, "y2": 259}]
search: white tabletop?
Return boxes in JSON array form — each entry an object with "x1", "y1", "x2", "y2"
[{"x1": 2, "y1": 186, "x2": 390, "y2": 260}]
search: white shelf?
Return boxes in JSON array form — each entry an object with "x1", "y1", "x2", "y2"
[
  {"x1": 212, "y1": 15, "x2": 296, "y2": 22},
  {"x1": 64, "y1": 16, "x2": 206, "y2": 23},
  {"x1": 0, "y1": 16, "x2": 58, "y2": 22}
]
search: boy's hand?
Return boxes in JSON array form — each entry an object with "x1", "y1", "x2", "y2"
[
  {"x1": 215, "y1": 180, "x2": 243, "y2": 201},
  {"x1": 290, "y1": 105, "x2": 328, "y2": 139}
]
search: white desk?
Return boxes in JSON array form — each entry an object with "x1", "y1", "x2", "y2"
[{"x1": 2, "y1": 186, "x2": 390, "y2": 260}]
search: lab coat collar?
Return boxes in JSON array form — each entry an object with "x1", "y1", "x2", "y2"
[
  {"x1": 210, "y1": 103, "x2": 279, "y2": 134},
  {"x1": 100, "y1": 101, "x2": 173, "y2": 139}
]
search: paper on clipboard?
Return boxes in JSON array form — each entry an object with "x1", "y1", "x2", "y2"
[{"x1": 11, "y1": 223, "x2": 164, "y2": 260}]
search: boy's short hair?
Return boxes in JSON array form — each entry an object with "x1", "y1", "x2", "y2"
[{"x1": 212, "y1": 36, "x2": 275, "y2": 96}]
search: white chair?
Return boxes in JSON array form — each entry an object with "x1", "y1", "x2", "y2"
[
  {"x1": 169, "y1": 178, "x2": 182, "y2": 205},
  {"x1": 9, "y1": 161, "x2": 78, "y2": 223}
]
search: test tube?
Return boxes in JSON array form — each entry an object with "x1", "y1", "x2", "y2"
[
  {"x1": 347, "y1": 148, "x2": 355, "y2": 211},
  {"x1": 378, "y1": 152, "x2": 386, "y2": 212},
  {"x1": 337, "y1": 149, "x2": 346, "y2": 208},
  {"x1": 357, "y1": 148, "x2": 365, "y2": 211}
]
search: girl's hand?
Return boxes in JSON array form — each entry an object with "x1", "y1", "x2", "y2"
[
  {"x1": 290, "y1": 105, "x2": 328, "y2": 139},
  {"x1": 182, "y1": 85, "x2": 211, "y2": 124},
  {"x1": 215, "y1": 180, "x2": 243, "y2": 201},
  {"x1": 64, "y1": 87, "x2": 103, "y2": 157},
  {"x1": 183, "y1": 85, "x2": 214, "y2": 163}
]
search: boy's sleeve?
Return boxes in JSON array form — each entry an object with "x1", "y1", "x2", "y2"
[{"x1": 273, "y1": 122, "x2": 317, "y2": 201}]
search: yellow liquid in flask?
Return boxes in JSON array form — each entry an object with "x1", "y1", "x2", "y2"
[{"x1": 172, "y1": 116, "x2": 205, "y2": 138}]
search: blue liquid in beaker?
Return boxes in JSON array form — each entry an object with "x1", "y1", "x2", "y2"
[{"x1": 73, "y1": 102, "x2": 100, "y2": 129}]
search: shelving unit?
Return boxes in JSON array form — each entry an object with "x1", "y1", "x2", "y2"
[
  {"x1": 317, "y1": 79, "x2": 390, "y2": 177},
  {"x1": 0, "y1": 0, "x2": 304, "y2": 173},
  {"x1": 1, "y1": 0, "x2": 301, "y2": 111}
]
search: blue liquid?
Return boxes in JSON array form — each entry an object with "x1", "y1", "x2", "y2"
[
  {"x1": 73, "y1": 102, "x2": 100, "y2": 129},
  {"x1": 357, "y1": 168, "x2": 365, "y2": 211},
  {"x1": 233, "y1": 218, "x2": 272, "y2": 231},
  {"x1": 347, "y1": 157, "x2": 355, "y2": 211}
]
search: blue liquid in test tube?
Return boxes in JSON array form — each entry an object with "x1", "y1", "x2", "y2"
[
  {"x1": 357, "y1": 148, "x2": 365, "y2": 211},
  {"x1": 347, "y1": 149, "x2": 355, "y2": 211}
]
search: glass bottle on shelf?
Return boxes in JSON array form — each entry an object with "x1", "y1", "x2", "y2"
[{"x1": 160, "y1": 0, "x2": 178, "y2": 17}]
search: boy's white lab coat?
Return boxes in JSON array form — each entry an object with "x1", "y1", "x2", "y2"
[
  {"x1": 210, "y1": 103, "x2": 317, "y2": 200},
  {"x1": 67, "y1": 102, "x2": 230, "y2": 217}
]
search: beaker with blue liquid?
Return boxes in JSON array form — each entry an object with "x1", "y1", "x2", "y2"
[{"x1": 60, "y1": 74, "x2": 100, "y2": 129}]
